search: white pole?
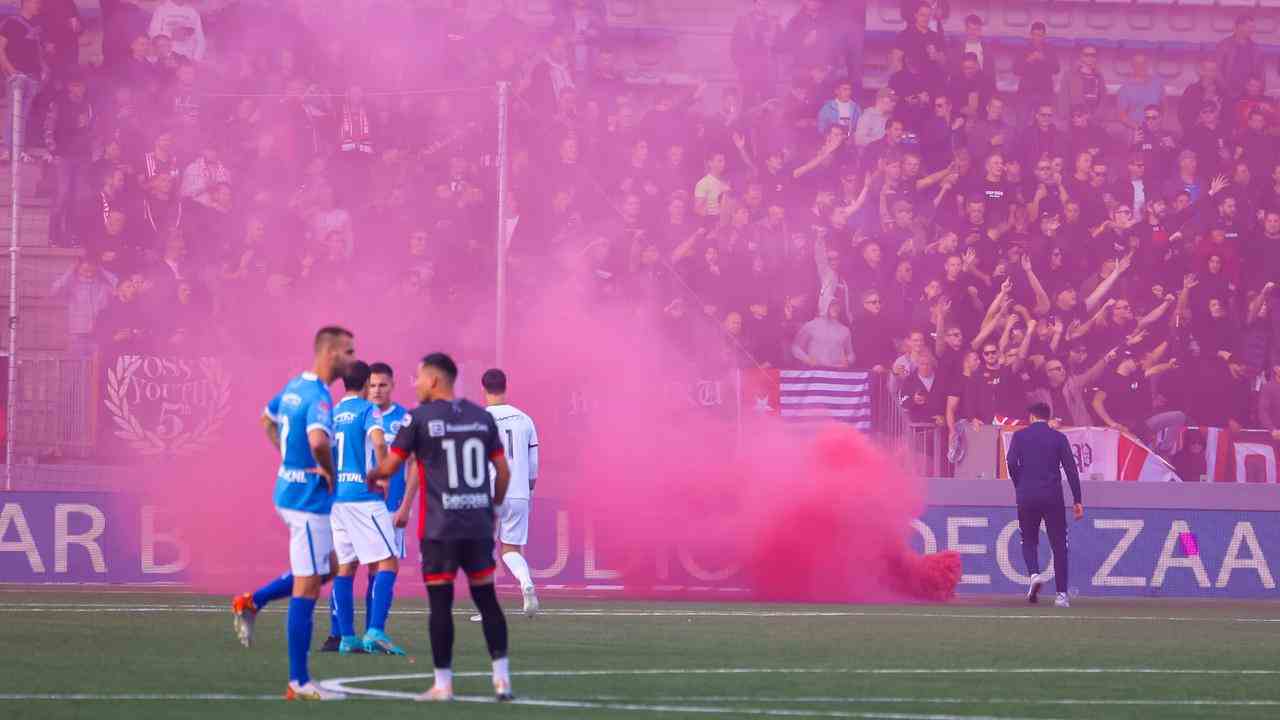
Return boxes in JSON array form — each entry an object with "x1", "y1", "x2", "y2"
[
  {"x1": 495, "y1": 81, "x2": 510, "y2": 368},
  {"x1": 6, "y1": 79, "x2": 23, "y2": 490}
]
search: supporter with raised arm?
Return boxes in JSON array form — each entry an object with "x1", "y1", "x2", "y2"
[{"x1": 1091, "y1": 351, "x2": 1183, "y2": 445}]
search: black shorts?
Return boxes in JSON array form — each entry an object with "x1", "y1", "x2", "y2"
[{"x1": 421, "y1": 537, "x2": 496, "y2": 584}]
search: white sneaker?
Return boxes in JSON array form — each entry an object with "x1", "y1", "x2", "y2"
[
  {"x1": 1055, "y1": 592, "x2": 1070, "y2": 608},
  {"x1": 286, "y1": 681, "x2": 345, "y2": 701},
  {"x1": 470, "y1": 613, "x2": 483, "y2": 623},
  {"x1": 522, "y1": 586, "x2": 540, "y2": 618},
  {"x1": 416, "y1": 685, "x2": 454, "y2": 702},
  {"x1": 1025, "y1": 573, "x2": 1043, "y2": 604}
]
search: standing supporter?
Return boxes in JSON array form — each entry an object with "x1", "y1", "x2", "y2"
[
  {"x1": 1216, "y1": 15, "x2": 1265, "y2": 104},
  {"x1": 149, "y1": 0, "x2": 205, "y2": 61},
  {"x1": 1059, "y1": 45, "x2": 1106, "y2": 121},
  {"x1": 1116, "y1": 55, "x2": 1164, "y2": 136},
  {"x1": 792, "y1": 300, "x2": 854, "y2": 368},
  {"x1": 44, "y1": 74, "x2": 94, "y2": 247},
  {"x1": 1013, "y1": 22, "x2": 1059, "y2": 127},
  {"x1": 0, "y1": 0, "x2": 46, "y2": 162},
  {"x1": 730, "y1": 0, "x2": 781, "y2": 108}
]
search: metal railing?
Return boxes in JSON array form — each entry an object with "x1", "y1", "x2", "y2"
[{"x1": 11, "y1": 351, "x2": 97, "y2": 463}]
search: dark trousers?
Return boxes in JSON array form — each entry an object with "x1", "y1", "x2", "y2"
[
  {"x1": 1017, "y1": 501, "x2": 1069, "y2": 593},
  {"x1": 50, "y1": 156, "x2": 89, "y2": 247}
]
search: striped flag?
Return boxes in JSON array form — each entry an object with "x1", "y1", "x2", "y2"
[
  {"x1": 1116, "y1": 432, "x2": 1180, "y2": 482},
  {"x1": 777, "y1": 369, "x2": 873, "y2": 429}
]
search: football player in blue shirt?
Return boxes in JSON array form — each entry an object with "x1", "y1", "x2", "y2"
[
  {"x1": 321, "y1": 361, "x2": 414, "y2": 652},
  {"x1": 327, "y1": 360, "x2": 407, "y2": 655},
  {"x1": 231, "y1": 326, "x2": 354, "y2": 701}
]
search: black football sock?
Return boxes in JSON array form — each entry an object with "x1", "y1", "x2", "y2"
[
  {"x1": 426, "y1": 584, "x2": 455, "y2": 670},
  {"x1": 469, "y1": 583, "x2": 509, "y2": 660}
]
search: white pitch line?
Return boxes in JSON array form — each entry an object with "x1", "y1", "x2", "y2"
[
  {"x1": 581, "y1": 696, "x2": 1280, "y2": 707},
  {"x1": 2, "y1": 689, "x2": 1276, "y2": 712},
  {"x1": 318, "y1": 677, "x2": 1061, "y2": 720},
  {"x1": 0, "y1": 694, "x2": 280, "y2": 701},
  {"x1": 327, "y1": 667, "x2": 1280, "y2": 679},
  {"x1": 312, "y1": 666, "x2": 1280, "y2": 681},
  {"x1": 2, "y1": 602, "x2": 1278, "y2": 624}
]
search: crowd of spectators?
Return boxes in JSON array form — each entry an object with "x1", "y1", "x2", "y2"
[{"x1": 5, "y1": 0, "x2": 1280, "y2": 460}]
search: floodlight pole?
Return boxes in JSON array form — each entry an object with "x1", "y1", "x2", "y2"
[
  {"x1": 6, "y1": 79, "x2": 23, "y2": 490},
  {"x1": 495, "y1": 81, "x2": 510, "y2": 368}
]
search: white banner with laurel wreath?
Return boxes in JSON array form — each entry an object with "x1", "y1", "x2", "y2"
[{"x1": 103, "y1": 354, "x2": 233, "y2": 457}]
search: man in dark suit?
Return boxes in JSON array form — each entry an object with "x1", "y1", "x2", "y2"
[{"x1": 1005, "y1": 402, "x2": 1083, "y2": 607}]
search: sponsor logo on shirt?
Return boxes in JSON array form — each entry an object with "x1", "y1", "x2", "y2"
[
  {"x1": 442, "y1": 492, "x2": 489, "y2": 510},
  {"x1": 428, "y1": 420, "x2": 445, "y2": 437}
]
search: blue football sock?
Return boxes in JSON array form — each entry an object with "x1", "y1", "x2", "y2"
[
  {"x1": 328, "y1": 587, "x2": 339, "y2": 638},
  {"x1": 251, "y1": 572, "x2": 293, "y2": 611},
  {"x1": 287, "y1": 597, "x2": 316, "y2": 685},
  {"x1": 364, "y1": 574, "x2": 375, "y2": 633},
  {"x1": 369, "y1": 570, "x2": 396, "y2": 632},
  {"x1": 332, "y1": 575, "x2": 355, "y2": 638}
]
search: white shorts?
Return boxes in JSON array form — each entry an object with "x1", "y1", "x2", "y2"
[
  {"x1": 276, "y1": 507, "x2": 333, "y2": 577},
  {"x1": 331, "y1": 501, "x2": 398, "y2": 566},
  {"x1": 498, "y1": 498, "x2": 530, "y2": 546},
  {"x1": 393, "y1": 526, "x2": 408, "y2": 559}
]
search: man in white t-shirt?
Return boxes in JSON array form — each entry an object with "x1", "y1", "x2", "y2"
[
  {"x1": 472, "y1": 368, "x2": 541, "y2": 621},
  {"x1": 148, "y1": 0, "x2": 206, "y2": 61},
  {"x1": 818, "y1": 79, "x2": 862, "y2": 139},
  {"x1": 693, "y1": 152, "x2": 731, "y2": 223}
]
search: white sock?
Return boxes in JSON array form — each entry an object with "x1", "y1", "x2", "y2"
[
  {"x1": 492, "y1": 656, "x2": 510, "y2": 684},
  {"x1": 502, "y1": 551, "x2": 534, "y2": 591},
  {"x1": 433, "y1": 668, "x2": 453, "y2": 689}
]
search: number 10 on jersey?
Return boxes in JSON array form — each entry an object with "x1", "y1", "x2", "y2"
[{"x1": 442, "y1": 438, "x2": 486, "y2": 489}]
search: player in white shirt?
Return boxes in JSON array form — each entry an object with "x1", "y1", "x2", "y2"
[{"x1": 472, "y1": 368, "x2": 540, "y2": 620}]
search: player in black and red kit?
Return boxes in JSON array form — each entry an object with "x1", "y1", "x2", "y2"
[{"x1": 367, "y1": 353, "x2": 513, "y2": 702}]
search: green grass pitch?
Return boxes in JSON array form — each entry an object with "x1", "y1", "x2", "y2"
[{"x1": 1, "y1": 590, "x2": 1278, "y2": 720}]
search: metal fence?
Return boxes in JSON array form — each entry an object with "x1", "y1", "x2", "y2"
[
  {"x1": 11, "y1": 351, "x2": 97, "y2": 462},
  {"x1": 870, "y1": 374, "x2": 951, "y2": 478}
]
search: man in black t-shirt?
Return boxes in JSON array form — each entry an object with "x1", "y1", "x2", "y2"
[
  {"x1": 369, "y1": 353, "x2": 515, "y2": 702},
  {"x1": 1090, "y1": 353, "x2": 1184, "y2": 451},
  {"x1": 0, "y1": 0, "x2": 47, "y2": 158}
]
